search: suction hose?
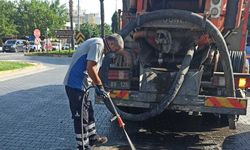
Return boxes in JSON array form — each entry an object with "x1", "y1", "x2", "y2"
[{"x1": 102, "y1": 9, "x2": 235, "y2": 121}]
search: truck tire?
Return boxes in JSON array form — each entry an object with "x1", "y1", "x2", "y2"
[
  {"x1": 101, "y1": 9, "x2": 235, "y2": 121},
  {"x1": 228, "y1": 115, "x2": 237, "y2": 129}
]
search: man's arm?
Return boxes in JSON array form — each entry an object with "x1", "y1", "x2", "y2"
[{"x1": 86, "y1": 60, "x2": 102, "y2": 85}]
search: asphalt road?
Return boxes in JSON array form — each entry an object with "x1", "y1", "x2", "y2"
[{"x1": 0, "y1": 53, "x2": 250, "y2": 150}]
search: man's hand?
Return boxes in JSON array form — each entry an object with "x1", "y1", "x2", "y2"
[{"x1": 95, "y1": 85, "x2": 109, "y2": 99}]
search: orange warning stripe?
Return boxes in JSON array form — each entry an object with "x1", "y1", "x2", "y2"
[
  {"x1": 110, "y1": 90, "x2": 129, "y2": 100},
  {"x1": 205, "y1": 97, "x2": 247, "y2": 109}
]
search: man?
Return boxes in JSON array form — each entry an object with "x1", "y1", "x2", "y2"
[{"x1": 64, "y1": 33, "x2": 124, "y2": 150}]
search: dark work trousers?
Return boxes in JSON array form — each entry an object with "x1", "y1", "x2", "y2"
[{"x1": 65, "y1": 86, "x2": 97, "y2": 150}]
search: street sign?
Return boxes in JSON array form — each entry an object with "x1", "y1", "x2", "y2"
[
  {"x1": 33, "y1": 29, "x2": 40, "y2": 38},
  {"x1": 55, "y1": 30, "x2": 74, "y2": 38},
  {"x1": 76, "y1": 32, "x2": 85, "y2": 44}
]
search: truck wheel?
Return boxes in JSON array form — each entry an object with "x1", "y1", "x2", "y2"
[
  {"x1": 228, "y1": 115, "x2": 237, "y2": 129},
  {"x1": 226, "y1": 89, "x2": 246, "y2": 129}
]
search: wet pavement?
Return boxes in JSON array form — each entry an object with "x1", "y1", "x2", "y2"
[{"x1": 0, "y1": 53, "x2": 250, "y2": 150}]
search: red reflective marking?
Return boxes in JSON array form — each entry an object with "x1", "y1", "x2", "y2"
[
  {"x1": 228, "y1": 98, "x2": 244, "y2": 109},
  {"x1": 208, "y1": 97, "x2": 222, "y2": 107},
  {"x1": 117, "y1": 91, "x2": 128, "y2": 99}
]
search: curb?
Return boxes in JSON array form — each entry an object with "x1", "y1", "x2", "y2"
[
  {"x1": 0, "y1": 61, "x2": 50, "y2": 82},
  {"x1": 24, "y1": 53, "x2": 72, "y2": 57}
]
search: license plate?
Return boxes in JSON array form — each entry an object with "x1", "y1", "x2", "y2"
[{"x1": 110, "y1": 81, "x2": 130, "y2": 89}]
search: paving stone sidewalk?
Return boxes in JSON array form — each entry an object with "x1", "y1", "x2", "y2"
[{"x1": 0, "y1": 54, "x2": 250, "y2": 150}]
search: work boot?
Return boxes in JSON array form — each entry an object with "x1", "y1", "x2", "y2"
[{"x1": 89, "y1": 135, "x2": 108, "y2": 146}]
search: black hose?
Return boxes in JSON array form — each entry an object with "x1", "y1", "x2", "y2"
[
  {"x1": 103, "y1": 46, "x2": 195, "y2": 121},
  {"x1": 121, "y1": 9, "x2": 235, "y2": 94},
  {"x1": 102, "y1": 9, "x2": 235, "y2": 121},
  {"x1": 217, "y1": 51, "x2": 245, "y2": 73}
]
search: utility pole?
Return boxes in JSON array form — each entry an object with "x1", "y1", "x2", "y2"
[
  {"x1": 77, "y1": 0, "x2": 80, "y2": 31},
  {"x1": 69, "y1": 0, "x2": 75, "y2": 50},
  {"x1": 100, "y1": 0, "x2": 104, "y2": 38},
  {"x1": 115, "y1": 0, "x2": 117, "y2": 11},
  {"x1": 118, "y1": 9, "x2": 121, "y2": 31}
]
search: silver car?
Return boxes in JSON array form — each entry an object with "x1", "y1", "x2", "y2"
[{"x1": 2, "y1": 39, "x2": 28, "y2": 52}]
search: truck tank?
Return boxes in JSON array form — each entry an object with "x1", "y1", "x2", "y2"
[{"x1": 98, "y1": 0, "x2": 250, "y2": 129}]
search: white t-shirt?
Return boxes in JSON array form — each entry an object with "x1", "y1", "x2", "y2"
[{"x1": 64, "y1": 37, "x2": 104, "y2": 90}]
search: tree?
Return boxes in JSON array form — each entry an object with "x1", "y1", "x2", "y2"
[
  {"x1": 111, "y1": 11, "x2": 119, "y2": 33},
  {"x1": 80, "y1": 23, "x2": 97, "y2": 39},
  {"x1": 3, "y1": 0, "x2": 67, "y2": 38},
  {"x1": 0, "y1": 0, "x2": 18, "y2": 38},
  {"x1": 80, "y1": 23, "x2": 112, "y2": 40},
  {"x1": 99, "y1": 23, "x2": 112, "y2": 36},
  {"x1": 48, "y1": 0, "x2": 68, "y2": 37}
]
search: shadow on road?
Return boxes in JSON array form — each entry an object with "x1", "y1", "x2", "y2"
[
  {"x1": 0, "y1": 85, "x2": 246, "y2": 150},
  {"x1": 222, "y1": 130, "x2": 250, "y2": 149},
  {"x1": 25, "y1": 55, "x2": 72, "y2": 66},
  {"x1": 107, "y1": 111, "x2": 231, "y2": 150}
]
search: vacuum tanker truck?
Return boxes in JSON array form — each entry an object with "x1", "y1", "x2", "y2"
[{"x1": 98, "y1": 0, "x2": 250, "y2": 129}]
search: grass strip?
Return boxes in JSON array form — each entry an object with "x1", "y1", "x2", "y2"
[
  {"x1": 0, "y1": 61, "x2": 34, "y2": 72},
  {"x1": 25, "y1": 50, "x2": 75, "y2": 56}
]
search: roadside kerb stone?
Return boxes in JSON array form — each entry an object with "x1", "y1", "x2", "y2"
[{"x1": 0, "y1": 61, "x2": 51, "y2": 82}]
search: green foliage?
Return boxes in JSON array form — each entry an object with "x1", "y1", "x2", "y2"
[
  {"x1": 98, "y1": 23, "x2": 112, "y2": 36},
  {"x1": 26, "y1": 50, "x2": 75, "y2": 56},
  {"x1": 0, "y1": 0, "x2": 18, "y2": 37},
  {"x1": 80, "y1": 23, "x2": 112, "y2": 40},
  {"x1": 82, "y1": 23, "x2": 99, "y2": 39},
  {"x1": 0, "y1": 0, "x2": 67, "y2": 38},
  {"x1": 0, "y1": 61, "x2": 33, "y2": 72}
]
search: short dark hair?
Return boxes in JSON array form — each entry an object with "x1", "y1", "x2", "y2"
[{"x1": 106, "y1": 33, "x2": 124, "y2": 50}]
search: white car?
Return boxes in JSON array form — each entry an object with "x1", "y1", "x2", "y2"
[
  {"x1": 52, "y1": 43, "x2": 61, "y2": 50},
  {"x1": 62, "y1": 43, "x2": 70, "y2": 50},
  {"x1": 28, "y1": 41, "x2": 41, "y2": 52},
  {"x1": 75, "y1": 44, "x2": 78, "y2": 49}
]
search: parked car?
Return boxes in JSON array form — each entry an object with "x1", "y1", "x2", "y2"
[
  {"x1": 75, "y1": 44, "x2": 78, "y2": 49},
  {"x1": 2, "y1": 39, "x2": 27, "y2": 52},
  {"x1": 62, "y1": 43, "x2": 70, "y2": 50},
  {"x1": 51, "y1": 42, "x2": 61, "y2": 50},
  {"x1": 27, "y1": 41, "x2": 41, "y2": 52}
]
